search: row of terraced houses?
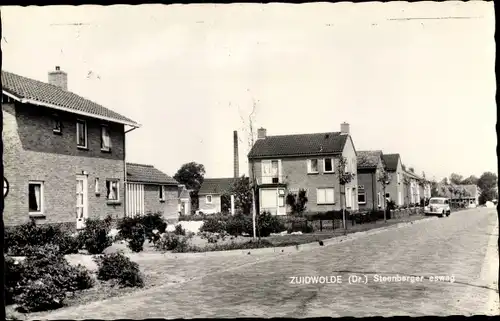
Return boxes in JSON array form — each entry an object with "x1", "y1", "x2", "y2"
[
  {"x1": 1, "y1": 67, "x2": 473, "y2": 229},
  {"x1": 197, "y1": 124, "x2": 436, "y2": 216}
]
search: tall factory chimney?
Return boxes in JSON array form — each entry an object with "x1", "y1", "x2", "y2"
[{"x1": 233, "y1": 130, "x2": 239, "y2": 178}]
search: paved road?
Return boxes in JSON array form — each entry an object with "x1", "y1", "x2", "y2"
[{"x1": 41, "y1": 208, "x2": 498, "y2": 319}]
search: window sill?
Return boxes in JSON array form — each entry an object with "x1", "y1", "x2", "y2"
[
  {"x1": 29, "y1": 213, "x2": 46, "y2": 218},
  {"x1": 106, "y1": 200, "x2": 121, "y2": 206},
  {"x1": 358, "y1": 202, "x2": 366, "y2": 205},
  {"x1": 307, "y1": 172, "x2": 319, "y2": 175},
  {"x1": 101, "y1": 148, "x2": 111, "y2": 153},
  {"x1": 317, "y1": 203, "x2": 335, "y2": 205},
  {"x1": 323, "y1": 171, "x2": 335, "y2": 174},
  {"x1": 53, "y1": 130, "x2": 62, "y2": 135},
  {"x1": 77, "y1": 146, "x2": 89, "y2": 150}
]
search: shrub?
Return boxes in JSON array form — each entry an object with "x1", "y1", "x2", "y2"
[
  {"x1": 174, "y1": 224, "x2": 186, "y2": 236},
  {"x1": 178, "y1": 213, "x2": 206, "y2": 221},
  {"x1": 118, "y1": 212, "x2": 167, "y2": 243},
  {"x1": 5, "y1": 219, "x2": 82, "y2": 256},
  {"x1": 80, "y1": 218, "x2": 113, "y2": 254},
  {"x1": 5, "y1": 256, "x2": 25, "y2": 305},
  {"x1": 16, "y1": 276, "x2": 67, "y2": 312},
  {"x1": 198, "y1": 231, "x2": 229, "y2": 243},
  {"x1": 14, "y1": 245, "x2": 94, "y2": 312},
  {"x1": 199, "y1": 216, "x2": 227, "y2": 234},
  {"x1": 94, "y1": 252, "x2": 144, "y2": 288},
  {"x1": 186, "y1": 239, "x2": 274, "y2": 252},
  {"x1": 127, "y1": 224, "x2": 146, "y2": 253},
  {"x1": 71, "y1": 264, "x2": 95, "y2": 291},
  {"x1": 154, "y1": 232, "x2": 190, "y2": 252},
  {"x1": 225, "y1": 214, "x2": 253, "y2": 236},
  {"x1": 256, "y1": 212, "x2": 286, "y2": 237}
]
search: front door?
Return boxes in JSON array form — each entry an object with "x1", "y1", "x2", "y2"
[{"x1": 76, "y1": 175, "x2": 88, "y2": 229}]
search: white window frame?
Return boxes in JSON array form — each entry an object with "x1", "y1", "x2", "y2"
[
  {"x1": 95, "y1": 178, "x2": 100, "y2": 195},
  {"x1": 308, "y1": 159, "x2": 319, "y2": 174},
  {"x1": 101, "y1": 124, "x2": 111, "y2": 152},
  {"x1": 28, "y1": 181, "x2": 44, "y2": 215},
  {"x1": 76, "y1": 119, "x2": 88, "y2": 149},
  {"x1": 377, "y1": 192, "x2": 382, "y2": 207},
  {"x1": 323, "y1": 158, "x2": 334, "y2": 173},
  {"x1": 206, "y1": 195, "x2": 213, "y2": 204},
  {"x1": 106, "y1": 179, "x2": 120, "y2": 201},
  {"x1": 317, "y1": 187, "x2": 335, "y2": 205},
  {"x1": 358, "y1": 186, "x2": 366, "y2": 204}
]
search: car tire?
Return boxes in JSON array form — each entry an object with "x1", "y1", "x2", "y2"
[
  {"x1": 446, "y1": 211, "x2": 450, "y2": 216},
  {"x1": 439, "y1": 211, "x2": 444, "y2": 218}
]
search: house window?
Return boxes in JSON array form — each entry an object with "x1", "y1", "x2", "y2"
[
  {"x1": 324, "y1": 158, "x2": 334, "y2": 173},
  {"x1": 377, "y1": 192, "x2": 382, "y2": 207},
  {"x1": 278, "y1": 194, "x2": 285, "y2": 207},
  {"x1": 358, "y1": 186, "x2": 366, "y2": 204},
  {"x1": 206, "y1": 195, "x2": 213, "y2": 204},
  {"x1": 271, "y1": 160, "x2": 279, "y2": 183},
  {"x1": 28, "y1": 181, "x2": 44, "y2": 214},
  {"x1": 101, "y1": 125, "x2": 112, "y2": 151},
  {"x1": 95, "y1": 178, "x2": 100, "y2": 195},
  {"x1": 53, "y1": 115, "x2": 62, "y2": 134},
  {"x1": 317, "y1": 187, "x2": 334, "y2": 205},
  {"x1": 397, "y1": 172, "x2": 401, "y2": 184},
  {"x1": 76, "y1": 120, "x2": 87, "y2": 148},
  {"x1": 159, "y1": 185, "x2": 165, "y2": 201},
  {"x1": 106, "y1": 180, "x2": 119, "y2": 201},
  {"x1": 308, "y1": 159, "x2": 319, "y2": 174},
  {"x1": 385, "y1": 193, "x2": 390, "y2": 198}
]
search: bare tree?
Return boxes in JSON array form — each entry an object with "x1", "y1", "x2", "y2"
[
  {"x1": 377, "y1": 169, "x2": 392, "y2": 223},
  {"x1": 337, "y1": 157, "x2": 355, "y2": 231},
  {"x1": 239, "y1": 99, "x2": 259, "y2": 239}
]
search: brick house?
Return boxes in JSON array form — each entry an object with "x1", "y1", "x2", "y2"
[
  {"x1": 125, "y1": 163, "x2": 180, "y2": 220},
  {"x1": 2, "y1": 67, "x2": 140, "y2": 228},
  {"x1": 247, "y1": 122, "x2": 359, "y2": 215},
  {"x1": 381, "y1": 153, "x2": 405, "y2": 206},
  {"x1": 402, "y1": 169, "x2": 431, "y2": 206},
  {"x1": 356, "y1": 150, "x2": 387, "y2": 211},
  {"x1": 198, "y1": 178, "x2": 237, "y2": 214}
]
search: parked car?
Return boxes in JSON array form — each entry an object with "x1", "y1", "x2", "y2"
[{"x1": 424, "y1": 197, "x2": 451, "y2": 217}]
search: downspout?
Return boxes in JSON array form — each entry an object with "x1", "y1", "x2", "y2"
[
  {"x1": 372, "y1": 171, "x2": 376, "y2": 210},
  {"x1": 124, "y1": 126, "x2": 138, "y2": 218}
]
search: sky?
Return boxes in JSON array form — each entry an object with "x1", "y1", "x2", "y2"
[{"x1": 1, "y1": 2, "x2": 496, "y2": 182}]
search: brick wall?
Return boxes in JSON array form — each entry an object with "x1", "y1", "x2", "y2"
[
  {"x1": 357, "y1": 171, "x2": 377, "y2": 210},
  {"x1": 3, "y1": 102, "x2": 126, "y2": 226},
  {"x1": 248, "y1": 134, "x2": 359, "y2": 213},
  {"x1": 198, "y1": 194, "x2": 220, "y2": 213}
]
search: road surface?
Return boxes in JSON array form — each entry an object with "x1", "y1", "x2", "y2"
[{"x1": 40, "y1": 207, "x2": 499, "y2": 318}]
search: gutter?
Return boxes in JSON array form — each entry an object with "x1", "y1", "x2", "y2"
[{"x1": 124, "y1": 126, "x2": 139, "y2": 217}]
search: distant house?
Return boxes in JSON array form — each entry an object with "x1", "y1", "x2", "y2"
[
  {"x1": 436, "y1": 183, "x2": 479, "y2": 207},
  {"x1": 197, "y1": 178, "x2": 237, "y2": 214},
  {"x1": 247, "y1": 122, "x2": 359, "y2": 215},
  {"x1": 381, "y1": 153, "x2": 405, "y2": 206},
  {"x1": 2, "y1": 67, "x2": 140, "y2": 229},
  {"x1": 357, "y1": 150, "x2": 386, "y2": 211},
  {"x1": 177, "y1": 184, "x2": 191, "y2": 215},
  {"x1": 402, "y1": 169, "x2": 431, "y2": 206},
  {"x1": 125, "y1": 163, "x2": 179, "y2": 220}
]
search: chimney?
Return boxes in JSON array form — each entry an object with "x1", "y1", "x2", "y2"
[
  {"x1": 257, "y1": 127, "x2": 267, "y2": 140},
  {"x1": 233, "y1": 130, "x2": 239, "y2": 178},
  {"x1": 48, "y1": 66, "x2": 68, "y2": 90},
  {"x1": 340, "y1": 122, "x2": 350, "y2": 135}
]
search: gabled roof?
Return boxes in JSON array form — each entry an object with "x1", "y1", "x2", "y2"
[
  {"x1": 126, "y1": 163, "x2": 178, "y2": 185},
  {"x1": 198, "y1": 178, "x2": 237, "y2": 195},
  {"x1": 2, "y1": 70, "x2": 140, "y2": 127},
  {"x1": 248, "y1": 132, "x2": 348, "y2": 159},
  {"x1": 382, "y1": 154, "x2": 400, "y2": 171},
  {"x1": 357, "y1": 150, "x2": 383, "y2": 169},
  {"x1": 178, "y1": 185, "x2": 191, "y2": 199}
]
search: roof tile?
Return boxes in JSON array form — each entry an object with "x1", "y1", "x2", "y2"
[
  {"x1": 2, "y1": 70, "x2": 138, "y2": 126},
  {"x1": 248, "y1": 132, "x2": 347, "y2": 159},
  {"x1": 357, "y1": 150, "x2": 383, "y2": 169},
  {"x1": 198, "y1": 178, "x2": 237, "y2": 195},
  {"x1": 126, "y1": 163, "x2": 178, "y2": 185}
]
